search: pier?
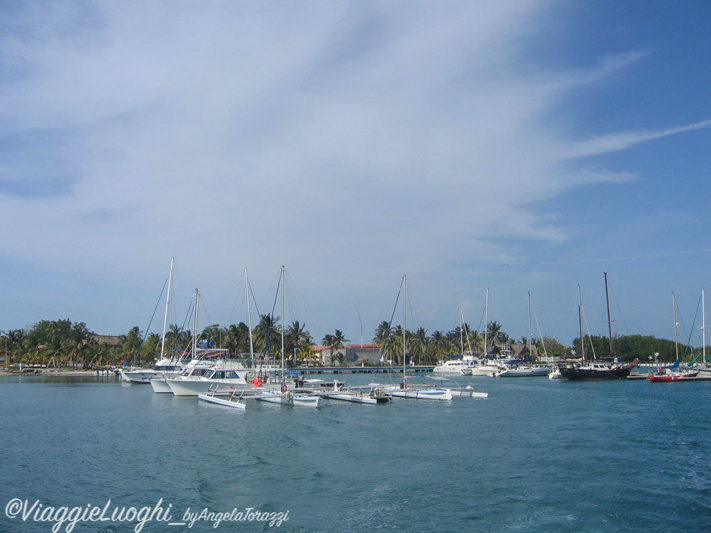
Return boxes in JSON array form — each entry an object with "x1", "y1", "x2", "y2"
[{"x1": 291, "y1": 365, "x2": 435, "y2": 375}]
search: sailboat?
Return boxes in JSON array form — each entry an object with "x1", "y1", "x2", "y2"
[
  {"x1": 385, "y1": 276, "x2": 453, "y2": 401},
  {"x1": 495, "y1": 293, "x2": 549, "y2": 377},
  {"x1": 460, "y1": 289, "x2": 501, "y2": 377},
  {"x1": 122, "y1": 258, "x2": 187, "y2": 384},
  {"x1": 255, "y1": 266, "x2": 321, "y2": 407},
  {"x1": 651, "y1": 290, "x2": 709, "y2": 382},
  {"x1": 433, "y1": 295, "x2": 483, "y2": 375},
  {"x1": 558, "y1": 273, "x2": 639, "y2": 380}
]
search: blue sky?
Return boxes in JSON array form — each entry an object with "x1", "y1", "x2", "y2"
[{"x1": 1, "y1": 1, "x2": 710, "y2": 350}]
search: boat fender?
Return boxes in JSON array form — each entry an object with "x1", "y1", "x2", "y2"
[
  {"x1": 281, "y1": 382, "x2": 287, "y2": 393},
  {"x1": 253, "y1": 377, "x2": 263, "y2": 387}
]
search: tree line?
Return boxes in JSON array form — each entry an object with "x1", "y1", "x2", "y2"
[{"x1": 1, "y1": 317, "x2": 704, "y2": 369}]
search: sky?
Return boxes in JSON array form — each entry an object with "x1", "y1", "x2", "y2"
[{"x1": 1, "y1": 0, "x2": 710, "y2": 351}]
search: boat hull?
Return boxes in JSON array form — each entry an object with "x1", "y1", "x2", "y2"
[
  {"x1": 558, "y1": 361, "x2": 638, "y2": 381},
  {"x1": 150, "y1": 378, "x2": 173, "y2": 394},
  {"x1": 197, "y1": 394, "x2": 246, "y2": 409},
  {"x1": 389, "y1": 388, "x2": 453, "y2": 401},
  {"x1": 257, "y1": 392, "x2": 321, "y2": 407}
]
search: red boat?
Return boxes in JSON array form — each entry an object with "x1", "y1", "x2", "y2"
[{"x1": 647, "y1": 369, "x2": 699, "y2": 383}]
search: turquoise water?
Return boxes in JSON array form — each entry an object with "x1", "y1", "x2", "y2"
[{"x1": 1, "y1": 374, "x2": 710, "y2": 532}]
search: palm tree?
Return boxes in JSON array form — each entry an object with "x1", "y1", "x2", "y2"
[
  {"x1": 253, "y1": 314, "x2": 280, "y2": 356},
  {"x1": 409, "y1": 327, "x2": 429, "y2": 365},
  {"x1": 285, "y1": 321, "x2": 312, "y2": 363}
]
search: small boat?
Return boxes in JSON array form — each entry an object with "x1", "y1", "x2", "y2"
[
  {"x1": 256, "y1": 391, "x2": 321, "y2": 408},
  {"x1": 548, "y1": 367, "x2": 564, "y2": 380},
  {"x1": 388, "y1": 386, "x2": 453, "y2": 401},
  {"x1": 321, "y1": 387, "x2": 392, "y2": 404},
  {"x1": 495, "y1": 365, "x2": 550, "y2": 377},
  {"x1": 647, "y1": 369, "x2": 700, "y2": 382},
  {"x1": 198, "y1": 385, "x2": 247, "y2": 409}
]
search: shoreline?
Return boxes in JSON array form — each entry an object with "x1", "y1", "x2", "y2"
[{"x1": 0, "y1": 369, "x2": 116, "y2": 377}]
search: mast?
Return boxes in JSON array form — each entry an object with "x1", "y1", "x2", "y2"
[
  {"x1": 578, "y1": 284, "x2": 586, "y2": 361},
  {"x1": 673, "y1": 292, "x2": 679, "y2": 362},
  {"x1": 281, "y1": 265, "x2": 285, "y2": 382},
  {"x1": 703, "y1": 288, "x2": 706, "y2": 365},
  {"x1": 192, "y1": 288, "x2": 199, "y2": 357},
  {"x1": 527, "y1": 292, "x2": 532, "y2": 361},
  {"x1": 160, "y1": 257, "x2": 174, "y2": 361},
  {"x1": 458, "y1": 294, "x2": 464, "y2": 357},
  {"x1": 604, "y1": 272, "x2": 614, "y2": 359},
  {"x1": 245, "y1": 268, "x2": 254, "y2": 360},
  {"x1": 402, "y1": 275, "x2": 407, "y2": 386},
  {"x1": 484, "y1": 288, "x2": 489, "y2": 360}
]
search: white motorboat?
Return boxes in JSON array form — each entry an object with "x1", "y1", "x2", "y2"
[
  {"x1": 495, "y1": 365, "x2": 550, "y2": 377},
  {"x1": 166, "y1": 365, "x2": 282, "y2": 396},
  {"x1": 121, "y1": 358, "x2": 185, "y2": 384},
  {"x1": 433, "y1": 359, "x2": 477, "y2": 375}
]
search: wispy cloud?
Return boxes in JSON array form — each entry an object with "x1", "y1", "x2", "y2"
[
  {"x1": 562, "y1": 118, "x2": 711, "y2": 160},
  {"x1": 0, "y1": 1, "x2": 708, "y2": 339}
]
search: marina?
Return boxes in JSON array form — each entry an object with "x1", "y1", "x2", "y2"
[{"x1": 2, "y1": 373, "x2": 710, "y2": 532}]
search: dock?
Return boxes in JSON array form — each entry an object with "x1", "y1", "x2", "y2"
[{"x1": 290, "y1": 366, "x2": 434, "y2": 375}]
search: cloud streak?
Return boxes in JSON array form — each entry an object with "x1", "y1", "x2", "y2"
[{"x1": 0, "y1": 1, "x2": 708, "y2": 342}]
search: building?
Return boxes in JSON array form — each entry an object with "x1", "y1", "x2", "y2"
[{"x1": 313, "y1": 344, "x2": 382, "y2": 366}]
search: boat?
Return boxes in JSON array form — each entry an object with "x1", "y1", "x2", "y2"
[
  {"x1": 322, "y1": 389, "x2": 393, "y2": 404},
  {"x1": 256, "y1": 391, "x2": 321, "y2": 407},
  {"x1": 495, "y1": 365, "x2": 550, "y2": 377},
  {"x1": 384, "y1": 276, "x2": 452, "y2": 401},
  {"x1": 558, "y1": 274, "x2": 639, "y2": 380},
  {"x1": 433, "y1": 296, "x2": 486, "y2": 375},
  {"x1": 434, "y1": 358, "x2": 476, "y2": 375},
  {"x1": 647, "y1": 291, "x2": 710, "y2": 382},
  {"x1": 460, "y1": 289, "x2": 503, "y2": 377},
  {"x1": 388, "y1": 387, "x2": 453, "y2": 400},
  {"x1": 121, "y1": 259, "x2": 187, "y2": 384},
  {"x1": 424, "y1": 376, "x2": 488, "y2": 397},
  {"x1": 496, "y1": 294, "x2": 551, "y2": 377},
  {"x1": 548, "y1": 367, "x2": 564, "y2": 380},
  {"x1": 198, "y1": 385, "x2": 247, "y2": 409},
  {"x1": 647, "y1": 368, "x2": 700, "y2": 382}
]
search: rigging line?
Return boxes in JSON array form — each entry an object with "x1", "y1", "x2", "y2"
[
  {"x1": 246, "y1": 279, "x2": 276, "y2": 375},
  {"x1": 373, "y1": 281, "x2": 403, "y2": 378},
  {"x1": 135, "y1": 276, "x2": 169, "y2": 363},
  {"x1": 530, "y1": 296, "x2": 548, "y2": 358}
]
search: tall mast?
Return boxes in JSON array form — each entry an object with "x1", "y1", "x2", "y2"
[
  {"x1": 281, "y1": 265, "x2": 285, "y2": 380},
  {"x1": 160, "y1": 257, "x2": 174, "y2": 360},
  {"x1": 604, "y1": 272, "x2": 614, "y2": 359},
  {"x1": 484, "y1": 288, "x2": 489, "y2": 360},
  {"x1": 578, "y1": 284, "x2": 586, "y2": 361},
  {"x1": 673, "y1": 292, "x2": 679, "y2": 362},
  {"x1": 527, "y1": 292, "x2": 532, "y2": 360},
  {"x1": 703, "y1": 288, "x2": 706, "y2": 365},
  {"x1": 192, "y1": 288, "x2": 199, "y2": 357},
  {"x1": 245, "y1": 268, "x2": 254, "y2": 360},
  {"x1": 458, "y1": 294, "x2": 464, "y2": 356},
  {"x1": 402, "y1": 275, "x2": 407, "y2": 385}
]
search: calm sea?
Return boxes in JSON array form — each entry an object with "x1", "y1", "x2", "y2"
[{"x1": 1, "y1": 372, "x2": 710, "y2": 532}]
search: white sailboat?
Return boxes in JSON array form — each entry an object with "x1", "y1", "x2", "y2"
[
  {"x1": 385, "y1": 276, "x2": 453, "y2": 401},
  {"x1": 122, "y1": 258, "x2": 187, "y2": 384},
  {"x1": 495, "y1": 293, "x2": 549, "y2": 377},
  {"x1": 256, "y1": 266, "x2": 321, "y2": 408},
  {"x1": 433, "y1": 295, "x2": 485, "y2": 375}
]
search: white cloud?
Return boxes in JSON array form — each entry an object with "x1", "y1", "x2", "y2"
[{"x1": 0, "y1": 1, "x2": 708, "y2": 340}]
